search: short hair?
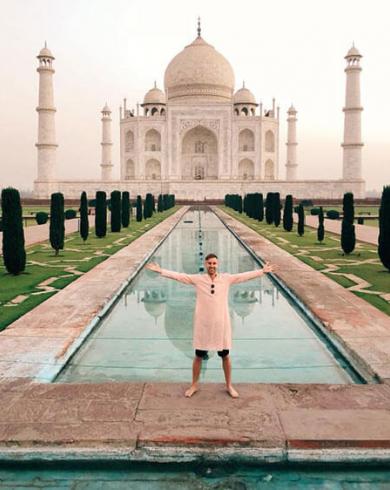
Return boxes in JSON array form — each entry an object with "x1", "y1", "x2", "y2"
[{"x1": 205, "y1": 253, "x2": 218, "y2": 261}]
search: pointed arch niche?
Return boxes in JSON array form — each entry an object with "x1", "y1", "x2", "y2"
[
  {"x1": 145, "y1": 159, "x2": 161, "y2": 180},
  {"x1": 264, "y1": 159, "x2": 275, "y2": 180},
  {"x1": 181, "y1": 125, "x2": 218, "y2": 180},
  {"x1": 145, "y1": 129, "x2": 161, "y2": 151},
  {"x1": 265, "y1": 130, "x2": 275, "y2": 152},
  {"x1": 238, "y1": 158, "x2": 254, "y2": 180},
  {"x1": 125, "y1": 159, "x2": 135, "y2": 180},
  {"x1": 239, "y1": 129, "x2": 255, "y2": 152}
]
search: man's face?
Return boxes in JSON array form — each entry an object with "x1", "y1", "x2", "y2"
[{"x1": 205, "y1": 257, "x2": 218, "y2": 275}]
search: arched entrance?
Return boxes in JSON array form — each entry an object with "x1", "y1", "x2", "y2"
[{"x1": 181, "y1": 125, "x2": 218, "y2": 180}]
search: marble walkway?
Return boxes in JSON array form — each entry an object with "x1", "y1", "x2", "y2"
[{"x1": 294, "y1": 214, "x2": 379, "y2": 245}]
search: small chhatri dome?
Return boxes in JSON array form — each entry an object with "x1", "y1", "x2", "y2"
[
  {"x1": 38, "y1": 42, "x2": 54, "y2": 59},
  {"x1": 234, "y1": 82, "x2": 257, "y2": 105},
  {"x1": 164, "y1": 19, "x2": 235, "y2": 102},
  {"x1": 288, "y1": 104, "x2": 297, "y2": 113},
  {"x1": 345, "y1": 44, "x2": 362, "y2": 58},
  {"x1": 102, "y1": 103, "x2": 111, "y2": 112},
  {"x1": 143, "y1": 82, "x2": 166, "y2": 105}
]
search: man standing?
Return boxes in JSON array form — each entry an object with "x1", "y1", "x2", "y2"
[{"x1": 145, "y1": 253, "x2": 276, "y2": 398}]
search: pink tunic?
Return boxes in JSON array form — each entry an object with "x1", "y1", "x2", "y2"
[{"x1": 159, "y1": 268, "x2": 264, "y2": 350}]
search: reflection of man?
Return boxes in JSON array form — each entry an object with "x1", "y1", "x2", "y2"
[{"x1": 146, "y1": 253, "x2": 276, "y2": 398}]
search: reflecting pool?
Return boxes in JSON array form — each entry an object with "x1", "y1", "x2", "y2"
[{"x1": 56, "y1": 209, "x2": 356, "y2": 384}]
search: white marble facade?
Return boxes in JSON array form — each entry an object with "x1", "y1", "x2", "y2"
[{"x1": 33, "y1": 26, "x2": 365, "y2": 199}]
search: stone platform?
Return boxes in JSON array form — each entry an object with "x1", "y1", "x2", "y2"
[{"x1": 0, "y1": 379, "x2": 389, "y2": 463}]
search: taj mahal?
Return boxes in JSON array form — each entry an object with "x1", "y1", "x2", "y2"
[{"x1": 33, "y1": 21, "x2": 365, "y2": 200}]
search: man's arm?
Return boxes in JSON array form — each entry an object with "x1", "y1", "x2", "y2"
[
  {"x1": 228, "y1": 262, "x2": 275, "y2": 285},
  {"x1": 145, "y1": 262, "x2": 197, "y2": 285}
]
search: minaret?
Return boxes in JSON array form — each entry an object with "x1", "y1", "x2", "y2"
[
  {"x1": 100, "y1": 104, "x2": 113, "y2": 180},
  {"x1": 342, "y1": 44, "x2": 364, "y2": 180},
  {"x1": 35, "y1": 43, "x2": 57, "y2": 183},
  {"x1": 285, "y1": 105, "x2": 298, "y2": 180}
]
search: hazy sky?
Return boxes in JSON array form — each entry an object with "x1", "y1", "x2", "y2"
[{"x1": 0, "y1": 0, "x2": 389, "y2": 191}]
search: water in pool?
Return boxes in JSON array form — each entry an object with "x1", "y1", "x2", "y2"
[
  {"x1": 1, "y1": 462, "x2": 390, "y2": 489},
  {"x1": 56, "y1": 208, "x2": 355, "y2": 384}
]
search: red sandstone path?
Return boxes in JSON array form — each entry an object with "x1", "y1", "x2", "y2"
[
  {"x1": 0, "y1": 215, "x2": 95, "y2": 254},
  {"x1": 294, "y1": 215, "x2": 378, "y2": 245}
]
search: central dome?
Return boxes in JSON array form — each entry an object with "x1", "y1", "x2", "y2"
[{"x1": 164, "y1": 36, "x2": 235, "y2": 103}]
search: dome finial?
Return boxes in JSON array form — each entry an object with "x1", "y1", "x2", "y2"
[
  {"x1": 243, "y1": 80, "x2": 245, "y2": 88},
  {"x1": 197, "y1": 16, "x2": 201, "y2": 37},
  {"x1": 154, "y1": 80, "x2": 157, "y2": 88}
]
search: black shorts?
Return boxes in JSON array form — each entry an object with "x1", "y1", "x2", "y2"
[{"x1": 195, "y1": 349, "x2": 229, "y2": 359}]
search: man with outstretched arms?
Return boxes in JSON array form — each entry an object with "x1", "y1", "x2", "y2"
[{"x1": 146, "y1": 253, "x2": 276, "y2": 398}]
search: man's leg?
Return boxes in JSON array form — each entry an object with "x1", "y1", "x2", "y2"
[
  {"x1": 185, "y1": 350, "x2": 206, "y2": 397},
  {"x1": 219, "y1": 350, "x2": 239, "y2": 398}
]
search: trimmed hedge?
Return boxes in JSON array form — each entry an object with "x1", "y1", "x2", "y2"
[
  {"x1": 35, "y1": 211, "x2": 49, "y2": 225},
  {"x1": 95, "y1": 191, "x2": 107, "y2": 238},
  {"x1": 283, "y1": 194, "x2": 293, "y2": 232},
  {"x1": 110, "y1": 190, "x2": 122, "y2": 232},
  {"x1": 50, "y1": 192, "x2": 65, "y2": 256},
  {"x1": 378, "y1": 185, "x2": 390, "y2": 271},
  {"x1": 326, "y1": 210, "x2": 340, "y2": 220},
  {"x1": 80, "y1": 191, "x2": 89, "y2": 242},
  {"x1": 1, "y1": 187, "x2": 26, "y2": 274},
  {"x1": 65, "y1": 209, "x2": 77, "y2": 220}
]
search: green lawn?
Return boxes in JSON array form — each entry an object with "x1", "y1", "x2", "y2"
[
  {"x1": 221, "y1": 206, "x2": 390, "y2": 315},
  {"x1": 0, "y1": 207, "x2": 179, "y2": 330}
]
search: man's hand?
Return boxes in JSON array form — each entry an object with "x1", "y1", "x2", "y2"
[
  {"x1": 262, "y1": 262, "x2": 276, "y2": 274},
  {"x1": 145, "y1": 262, "x2": 162, "y2": 273}
]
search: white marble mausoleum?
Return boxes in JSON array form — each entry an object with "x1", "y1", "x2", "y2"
[{"x1": 33, "y1": 24, "x2": 365, "y2": 200}]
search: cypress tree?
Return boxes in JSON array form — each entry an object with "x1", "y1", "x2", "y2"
[
  {"x1": 1, "y1": 187, "x2": 26, "y2": 274},
  {"x1": 258, "y1": 193, "x2": 264, "y2": 221},
  {"x1": 163, "y1": 194, "x2": 168, "y2": 210},
  {"x1": 378, "y1": 185, "x2": 390, "y2": 271},
  {"x1": 265, "y1": 192, "x2": 273, "y2": 224},
  {"x1": 238, "y1": 195, "x2": 243, "y2": 213},
  {"x1": 50, "y1": 192, "x2": 65, "y2": 256},
  {"x1": 317, "y1": 206, "x2": 325, "y2": 243},
  {"x1": 157, "y1": 194, "x2": 163, "y2": 212},
  {"x1": 122, "y1": 191, "x2": 130, "y2": 227},
  {"x1": 136, "y1": 195, "x2": 143, "y2": 222},
  {"x1": 274, "y1": 192, "x2": 281, "y2": 227},
  {"x1": 144, "y1": 193, "x2": 153, "y2": 219},
  {"x1": 297, "y1": 203, "x2": 305, "y2": 236},
  {"x1": 283, "y1": 194, "x2": 293, "y2": 232},
  {"x1": 80, "y1": 191, "x2": 89, "y2": 242},
  {"x1": 243, "y1": 195, "x2": 248, "y2": 215},
  {"x1": 341, "y1": 192, "x2": 356, "y2": 254},
  {"x1": 95, "y1": 191, "x2": 107, "y2": 238},
  {"x1": 110, "y1": 190, "x2": 121, "y2": 232}
]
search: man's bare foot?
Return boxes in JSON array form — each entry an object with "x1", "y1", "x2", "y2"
[
  {"x1": 185, "y1": 384, "x2": 199, "y2": 397},
  {"x1": 227, "y1": 385, "x2": 239, "y2": 398}
]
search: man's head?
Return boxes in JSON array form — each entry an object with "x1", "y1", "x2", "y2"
[{"x1": 205, "y1": 253, "x2": 218, "y2": 275}]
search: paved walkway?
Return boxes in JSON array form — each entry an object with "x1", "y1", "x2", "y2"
[
  {"x1": 0, "y1": 215, "x2": 96, "y2": 254},
  {"x1": 0, "y1": 379, "x2": 389, "y2": 462},
  {"x1": 294, "y1": 215, "x2": 379, "y2": 245}
]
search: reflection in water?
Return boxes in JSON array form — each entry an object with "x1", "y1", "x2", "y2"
[{"x1": 56, "y1": 209, "x2": 353, "y2": 384}]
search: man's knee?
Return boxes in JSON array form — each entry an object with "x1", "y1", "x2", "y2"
[{"x1": 218, "y1": 349, "x2": 230, "y2": 359}]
